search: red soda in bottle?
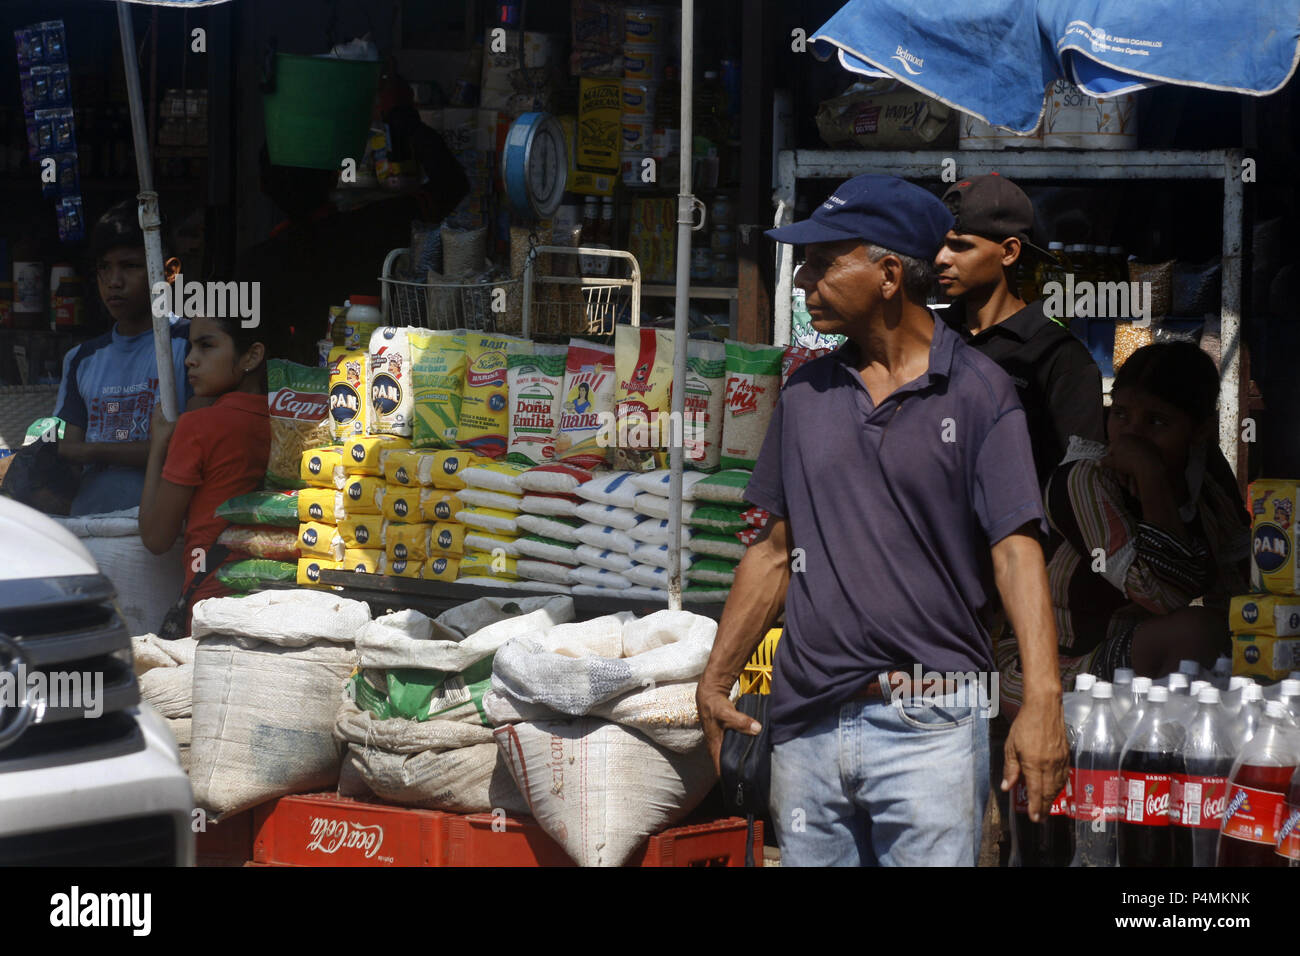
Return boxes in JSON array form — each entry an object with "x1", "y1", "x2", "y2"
[
  {"x1": 1218, "y1": 701, "x2": 1300, "y2": 867},
  {"x1": 1278, "y1": 766, "x2": 1300, "y2": 866}
]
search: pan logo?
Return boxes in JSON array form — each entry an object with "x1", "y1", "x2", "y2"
[
  {"x1": 891, "y1": 45, "x2": 924, "y2": 76},
  {"x1": 356, "y1": 526, "x2": 370, "y2": 545}
]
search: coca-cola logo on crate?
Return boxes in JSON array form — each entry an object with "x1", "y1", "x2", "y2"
[{"x1": 305, "y1": 817, "x2": 384, "y2": 859}]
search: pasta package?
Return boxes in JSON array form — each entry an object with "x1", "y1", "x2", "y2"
[
  {"x1": 328, "y1": 347, "x2": 369, "y2": 440},
  {"x1": 422, "y1": 490, "x2": 464, "y2": 523},
  {"x1": 614, "y1": 326, "x2": 675, "y2": 450},
  {"x1": 297, "y1": 487, "x2": 340, "y2": 524},
  {"x1": 338, "y1": 515, "x2": 381, "y2": 550},
  {"x1": 684, "y1": 339, "x2": 726, "y2": 471},
  {"x1": 337, "y1": 475, "x2": 384, "y2": 514},
  {"x1": 216, "y1": 525, "x2": 300, "y2": 561},
  {"x1": 215, "y1": 490, "x2": 299, "y2": 527},
  {"x1": 721, "y1": 342, "x2": 783, "y2": 470},
  {"x1": 430, "y1": 449, "x2": 482, "y2": 490},
  {"x1": 266, "y1": 360, "x2": 331, "y2": 487},
  {"x1": 556, "y1": 339, "x2": 616, "y2": 469},
  {"x1": 410, "y1": 329, "x2": 467, "y2": 449},
  {"x1": 300, "y1": 445, "x2": 344, "y2": 488},
  {"x1": 298, "y1": 520, "x2": 343, "y2": 561},
  {"x1": 423, "y1": 555, "x2": 460, "y2": 581},
  {"x1": 457, "y1": 333, "x2": 525, "y2": 458},
  {"x1": 507, "y1": 344, "x2": 567, "y2": 466},
  {"x1": 297, "y1": 557, "x2": 340, "y2": 589},
  {"x1": 384, "y1": 521, "x2": 431, "y2": 562},
  {"x1": 340, "y1": 434, "x2": 411, "y2": 477},
  {"x1": 430, "y1": 521, "x2": 466, "y2": 556},
  {"x1": 379, "y1": 483, "x2": 425, "y2": 522},
  {"x1": 368, "y1": 326, "x2": 416, "y2": 436},
  {"x1": 342, "y1": 549, "x2": 382, "y2": 574}
]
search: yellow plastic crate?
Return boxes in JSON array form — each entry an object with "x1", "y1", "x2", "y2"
[{"x1": 740, "y1": 628, "x2": 783, "y2": 695}]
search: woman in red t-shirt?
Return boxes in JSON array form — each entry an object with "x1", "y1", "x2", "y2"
[{"x1": 140, "y1": 312, "x2": 270, "y2": 630}]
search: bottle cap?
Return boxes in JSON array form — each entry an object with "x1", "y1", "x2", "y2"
[
  {"x1": 1265, "y1": 700, "x2": 1289, "y2": 719},
  {"x1": 1243, "y1": 684, "x2": 1264, "y2": 702},
  {"x1": 1289, "y1": 671, "x2": 1300, "y2": 681},
  {"x1": 1131, "y1": 676, "x2": 1153, "y2": 694},
  {"x1": 1228, "y1": 676, "x2": 1253, "y2": 691},
  {"x1": 1075, "y1": 673, "x2": 1097, "y2": 693},
  {"x1": 1113, "y1": 667, "x2": 1135, "y2": 685},
  {"x1": 1179, "y1": 659, "x2": 1201, "y2": 676},
  {"x1": 1148, "y1": 685, "x2": 1169, "y2": 703},
  {"x1": 1197, "y1": 686, "x2": 1221, "y2": 704},
  {"x1": 1091, "y1": 681, "x2": 1113, "y2": 699},
  {"x1": 1048, "y1": 241, "x2": 1064, "y2": 250},
  {"x1": 1167, "y1": 673, "x2": 1189, "y2": 690},
  {"x1": 1280, "y1": 679, "x2": 1300, "y2": 696},
  {"x1": 1189, "y1": 680, "x2": 1210, "y2": 697}
]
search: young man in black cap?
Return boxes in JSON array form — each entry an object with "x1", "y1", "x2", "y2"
[{"x1": 936, "y1": 174, "x2": 1105, "y2": 488}]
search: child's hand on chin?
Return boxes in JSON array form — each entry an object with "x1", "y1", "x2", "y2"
[{"x1": 150, "y1": 404, "x2": 178, "y2": 447}]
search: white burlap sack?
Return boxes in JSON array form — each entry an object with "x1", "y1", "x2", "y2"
[
  {"x1": 167, "y1": 716, "x2": 192, "y2": 773},
  {"x1": 189, "y1": 591, "x2": 366, "y2": 819},
  {"x1": 494, "y1": 717, "x2": 716, "y2": 866},
  {"x1": 490, "y1": 610, "x2": 716, "y2": 715},
  {"x1": 191, "y1": 590, "x2": 371, "y2": 645},
  {"x1": 138, "y1": 664, "x2": 194, "y2": 719},
  {"x1": 335, "y1": 698, "x2": 527, "y2": 813},
  {"x1": 132, "y1": 633, "x2": 197, "y2": 673},
  {"x1": 483, "y1": 680, "x2": 703, "y2": 753},
  {"x1": 356, "y1": 596, "x2": 573, "y2": 672},
  {"x1": 54, "y1": 508, "x2": 186, "y2": 637},
  {"x1": 534, "y1": 613, "x2": 634, "y2": 658}
]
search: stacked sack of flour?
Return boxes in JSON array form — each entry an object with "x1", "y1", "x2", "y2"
[
  {"x1": 485, "y1": 608, "x2": 719, "y2": 866},
  {"x1": 337, "y1": 595, "x2": 572, "y2": 813}
]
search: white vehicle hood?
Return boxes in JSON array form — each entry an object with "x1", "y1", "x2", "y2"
[{"x1": 0, "y1": 497, "x2": 99, "y2": 579}]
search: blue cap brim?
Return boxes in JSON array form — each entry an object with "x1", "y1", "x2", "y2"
[{"x1": 764, "y1": 218, "x2": 862, "y2": 246}]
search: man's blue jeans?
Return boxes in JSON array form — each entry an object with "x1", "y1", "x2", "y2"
[{"x1": 770, "y1": 678, "x2": 991, "y2": 866}]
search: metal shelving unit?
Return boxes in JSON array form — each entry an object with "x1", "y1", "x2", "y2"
[{"x1": 773, "y1": 148, "x2": 1247, "y2": 475}]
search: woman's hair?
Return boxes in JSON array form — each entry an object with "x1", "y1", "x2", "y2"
[
  {"x1": 91, "y1": 198, "x2": 170, "y2": 261},
  {"x1": 1113, "y1": 341, "x2": 1220, "y2": 425},
  {"x1": 205, "y1": 313, "x2": 267, "y2": 365}
]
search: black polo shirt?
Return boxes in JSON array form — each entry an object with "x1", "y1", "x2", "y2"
[{"x1": 944, "y1": 299, "x2": 1105, "y2": 488}]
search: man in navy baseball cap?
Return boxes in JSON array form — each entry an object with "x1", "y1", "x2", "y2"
[{"x1": 700, "y1": 174, "x2": 1068, "y2": 867}]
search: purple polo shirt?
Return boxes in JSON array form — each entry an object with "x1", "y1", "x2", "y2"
[{"x1": 745, "y1": 315, "x2": 1045, "y2": 744}]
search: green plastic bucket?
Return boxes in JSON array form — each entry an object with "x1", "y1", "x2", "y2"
[{"x1": 263, "y1": 53, "x2": 381, "y2": 170}]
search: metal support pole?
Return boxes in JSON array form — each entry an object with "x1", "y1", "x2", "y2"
[
  {"x1": 668, "y1": 0, "x2": 696, "y2": 611},
  {"x1": 117, "y1": 1, "x2": 178, "y2": 422},
  {"x1": 772, "y1": 149, "x2": 796, "y2": 346},
  {"x1": 1220, "y1": 148, "x2": 1245, "y2": 476}
]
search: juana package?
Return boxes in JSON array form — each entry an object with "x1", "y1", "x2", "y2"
[
  {"x1": 720, "y1": 341, "x2": 782, "y2": 470},
  {"x1": 1249, "y1": 480, "x2": 1300, "y2": 594},
  {"x1": 556, "y1": 338, "x2": 616, "y2": 469},
  {"x1": 368, "y1": 326, "x2": 416, "y2": 437},
  {"x1": 410, "y1": 329, "x2": 467, "y2": 449}
]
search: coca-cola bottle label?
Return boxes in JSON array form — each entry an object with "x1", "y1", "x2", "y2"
[
  {"x1": 1122, "y1": 771, "x2": 1171, "y2": 825},
  {"x1": 1014, "y1": 779, "x2": 1070, "y2": 816},
  {"x1": 1067, "y1": 769, "x2": 1078, "y2": 819},
  {"x1": 1171, "y1": 774, "x2": 1229, "y2": 829},
  {"x1": 1220, "y1": 784, "x2": 1288, "y2": 845},
  {"x1": 1073, "y1": 768, "x2": 1121, "y2": 823},
  {"x1": 1277, "y1": 807, "x2": 1300, "y2": 862}
]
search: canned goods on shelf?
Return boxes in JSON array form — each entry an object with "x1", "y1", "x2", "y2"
[
  {"x1": 710, "y1": 225, "x2": 735, "y2": 255},
  {"x1": 690, "y1": 246, "x2": 714, "y2": 281}
]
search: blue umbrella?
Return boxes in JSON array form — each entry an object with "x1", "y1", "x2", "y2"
[{"x1": 811, "y1": 0, "x2": 1300, "y2": 134}]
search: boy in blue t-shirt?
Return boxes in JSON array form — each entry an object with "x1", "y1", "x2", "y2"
[{"x1": 56, "y1": 200, "x2": 193, "y2": 516}]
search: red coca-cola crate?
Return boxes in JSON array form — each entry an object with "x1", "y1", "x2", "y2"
[
  {"x1": 632, "y1": 817, "x2": 761, "y2": 867},
  {"x1": 252, "y1": 793, "x2": 447, "y2": 867},
  {"x1": 195, "y1": 806, "x2": 258, "y2": 866},
  {"x1": 443, "y1": 812, "x2": 760, "y2": 867},
  {"x1": 443, "y1": 812, "x2": 575, "y2": 867}
]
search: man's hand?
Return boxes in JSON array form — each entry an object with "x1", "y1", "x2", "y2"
[
  {"x1": 1003, "y1": 693, "x2": 1069, "y2": 821},
  {"x1": 698, "y1": 681, "x2": 762, "y2": 776},
  {"x1": 1100, "y1": 434, "x2": 1166, "y2": 495}
]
